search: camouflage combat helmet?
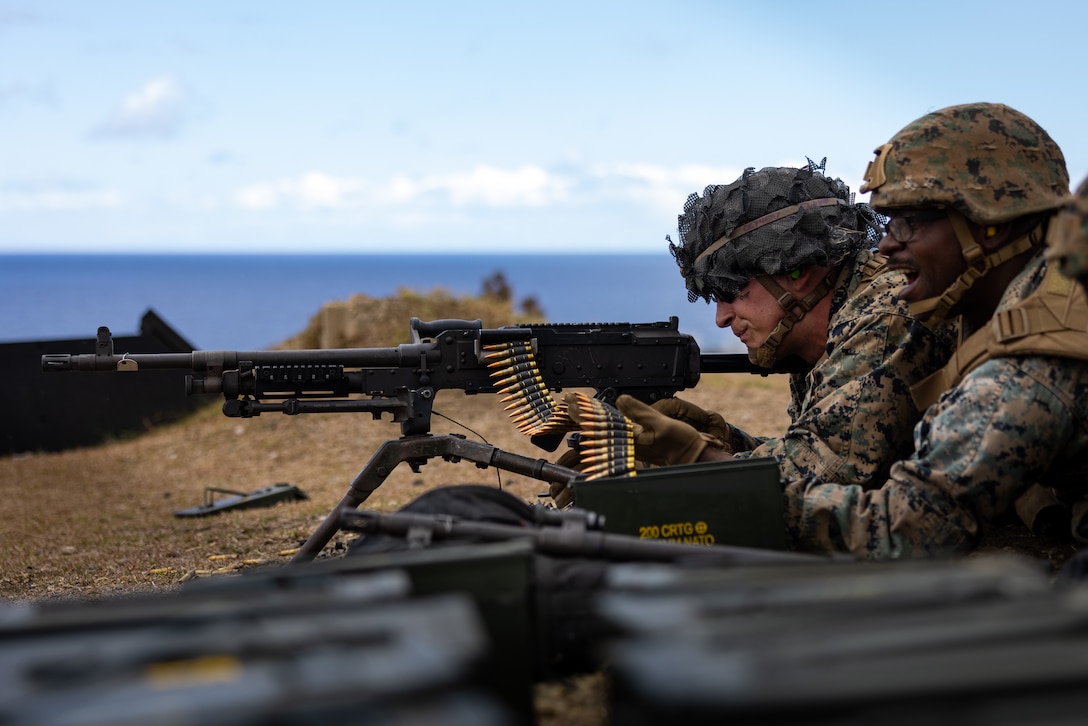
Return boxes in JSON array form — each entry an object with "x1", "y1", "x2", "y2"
[
  {"x1": 669, "y1": 160, "x2": 883, "y2": 367},
  {"x1": 1048, "y1": 175, "x2": 1088, "y2": 289},
  {"x1": 860, "y1": 102, "x2": 1070, "y2": 325},
  {"x1": 860, "y1": 102, "x2": 1068, "y2": 224}
]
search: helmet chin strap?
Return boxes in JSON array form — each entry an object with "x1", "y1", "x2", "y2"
[
  {"x1": 749, "y1": 267, "x2": 841, "y2": 368},
  {"x1": 909, "y1": 209, "x2": 1041, "y2": 327}
]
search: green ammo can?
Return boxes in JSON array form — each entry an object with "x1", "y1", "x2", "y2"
[{"x1": 571, "y1": 457, "x2": 787, "y2": 551}]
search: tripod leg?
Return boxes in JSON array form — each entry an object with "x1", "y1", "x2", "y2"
[{"x1": 291, "y1": 434, "x2": 577, "y2": 563}]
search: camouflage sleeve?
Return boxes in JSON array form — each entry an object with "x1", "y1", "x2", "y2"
[
  {"x1": 720, "y1": 424, "x2": 769, "y2": 453},
  {"x1": 732, "y1": 276, "x2": 952, "y2": 489},
  {"x1": 785, "y1": 356, "x2": 1088, "y2": 559}
]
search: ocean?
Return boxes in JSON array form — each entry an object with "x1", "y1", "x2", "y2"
[{"x1": 0, "y1": 254, "x2": 743, "y2": 353}]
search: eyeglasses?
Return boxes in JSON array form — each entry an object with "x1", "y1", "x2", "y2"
[
  {"x1": 884, "y1": 210, "x2": 946, "y2": 242},
  {"x1": 713, "y1": 289, "x2": 737, "y2": 304},
  {"x1": 696, "y1": 279, "x2": 738, "y2": 304}
]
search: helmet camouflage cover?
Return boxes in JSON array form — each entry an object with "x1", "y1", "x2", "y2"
[
  {"x1": 860, "y1": 102, "x2": 1069, "y2": 224},
  {"x1": 1049, "y1": 175, "x2": 1088, "y2": 284},
  {"x1": 670, "y1": 160, "x2": 883, "y2": 303}
]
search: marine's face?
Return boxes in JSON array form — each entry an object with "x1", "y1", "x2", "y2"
[
  {"x1": 714, "y1": 277, "x2": 786, "y2": 352},
  {"x1": 877, "y1": 208, "x2": 967, "y2": 303}
]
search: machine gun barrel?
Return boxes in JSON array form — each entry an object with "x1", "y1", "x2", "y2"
[
  {"x1": 41, "y1": 344, "x2": 433, "y2": 373},
  {"x1": 38, "y1": 316, "x2": 806, "y2": 560},
  {"x1": 699, "y1": 352, "x2": 809, "y2": 376},
  {"x1": 39, "y1": 317, "x2": 796, "y2": 436}
]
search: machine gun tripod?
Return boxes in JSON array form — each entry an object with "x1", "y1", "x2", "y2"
[{"x1": 290, "y1": 432, "x2": 579, "y2": 562}]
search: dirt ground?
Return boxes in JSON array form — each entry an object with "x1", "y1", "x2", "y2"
[
  {"x1": 1, "y1": 370, "x2": 1078, "y2": 724},
  {"x1": 0, "y1": 372, "x2": 797, "y2": 725},
  {"x1": 0, "y1": 374, "x2": 796, "y2": 602}
]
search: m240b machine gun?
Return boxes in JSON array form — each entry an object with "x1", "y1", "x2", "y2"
[{"x1": 42, "y1": 316, "x2": 798, "y2": 561}]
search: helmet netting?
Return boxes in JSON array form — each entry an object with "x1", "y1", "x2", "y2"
[{"x1": 668, "y1": 160, "x2": 884, "y2": 304}]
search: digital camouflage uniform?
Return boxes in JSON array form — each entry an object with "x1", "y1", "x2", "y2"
[
  {"x1": 784, "y1": 103, "x2": 1080, "y2": 559},
  {"x1": 785, "y1": 249, "x2": 1088, "y2": 558},
  {"x1": 725, "y1": 247, "x2": 956, "y2": 488},
  {"x1": 669, "y1": 163, "x2": 955, "y2": 491}
]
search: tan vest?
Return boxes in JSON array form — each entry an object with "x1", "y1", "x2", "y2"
[
  {"x1": 909, "y1": 264, "x2": 1088, "y2": 543},
  {"x1": 911, "y1": 265, "x2": 1088, "y2": 411}
]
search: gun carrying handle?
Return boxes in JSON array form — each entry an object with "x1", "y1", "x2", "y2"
[{"x1": 410, "y1": 317, "x2": 482, "y2": 342}]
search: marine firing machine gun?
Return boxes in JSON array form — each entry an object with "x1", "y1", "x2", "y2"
[{"x1": 42, "y1": 316, "x2": 799, "y2": 562}]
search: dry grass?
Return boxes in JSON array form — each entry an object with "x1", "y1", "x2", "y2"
[
  {"x1": 0, "y1": 283, "x2": 791, "y2": 726},
  {"x1": 0, "y1": 279, "x2": 791, "y2": 602},
  {"x1": 0, "y1": 373, "x2": 789, "y2": 726},
  {"x1": 0, "y1": 373, "x2": 791, "y2": 602},
  {"x1": 3, "y1": 274, "x2": 1074, "y2": 724}
]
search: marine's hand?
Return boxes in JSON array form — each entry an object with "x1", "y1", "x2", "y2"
[
  {"x1": 651, "y1": 397, "x2": 730, "y2": 448},
  {"x1": 549, "y1": 447, "x2": 581, "y2": 508},
  {"x1": 615, "y1": 394, "x2": 708, "y2": 467}
]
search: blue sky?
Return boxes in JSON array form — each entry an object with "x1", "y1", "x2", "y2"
[{"x1": 2, "y1": 1, "x2": 1086, "y2": 254}]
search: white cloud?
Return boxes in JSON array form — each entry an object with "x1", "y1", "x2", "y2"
[
  {"x1": 411, "y1": 165, "x2": 572, "y2": 207},
  {"x1": 231, "y1": 162, "x2": 745, "y2": 224},
  {"x1": 92, "y1": 75, "x2": 185, "y2": 139},
  {"x1": 234, "y1": 183, "x2": 280, "y2": 210},
  {"x1": 235, "y1": 172, "x2": 367, "y2": 210},
  {"x1": 0, "y1": 185, "x2": 126, "y2": 211},
  {"x1": 591, "y1": 162, "x2": 745, "y2": 214},
  {"x1": 236, "y1": 165, "x2": 572, "y2": 211}
]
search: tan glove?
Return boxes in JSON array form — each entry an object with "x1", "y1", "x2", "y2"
[
  {"x1": 651, "y1": 397, "x2": 731, "y2": 451},
  {"x1": 615, "y1": 394, "x2": 709, "y2": 467},
  {"x1": 549, "y1": 447, "x2": 582, "y2": 508}
]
